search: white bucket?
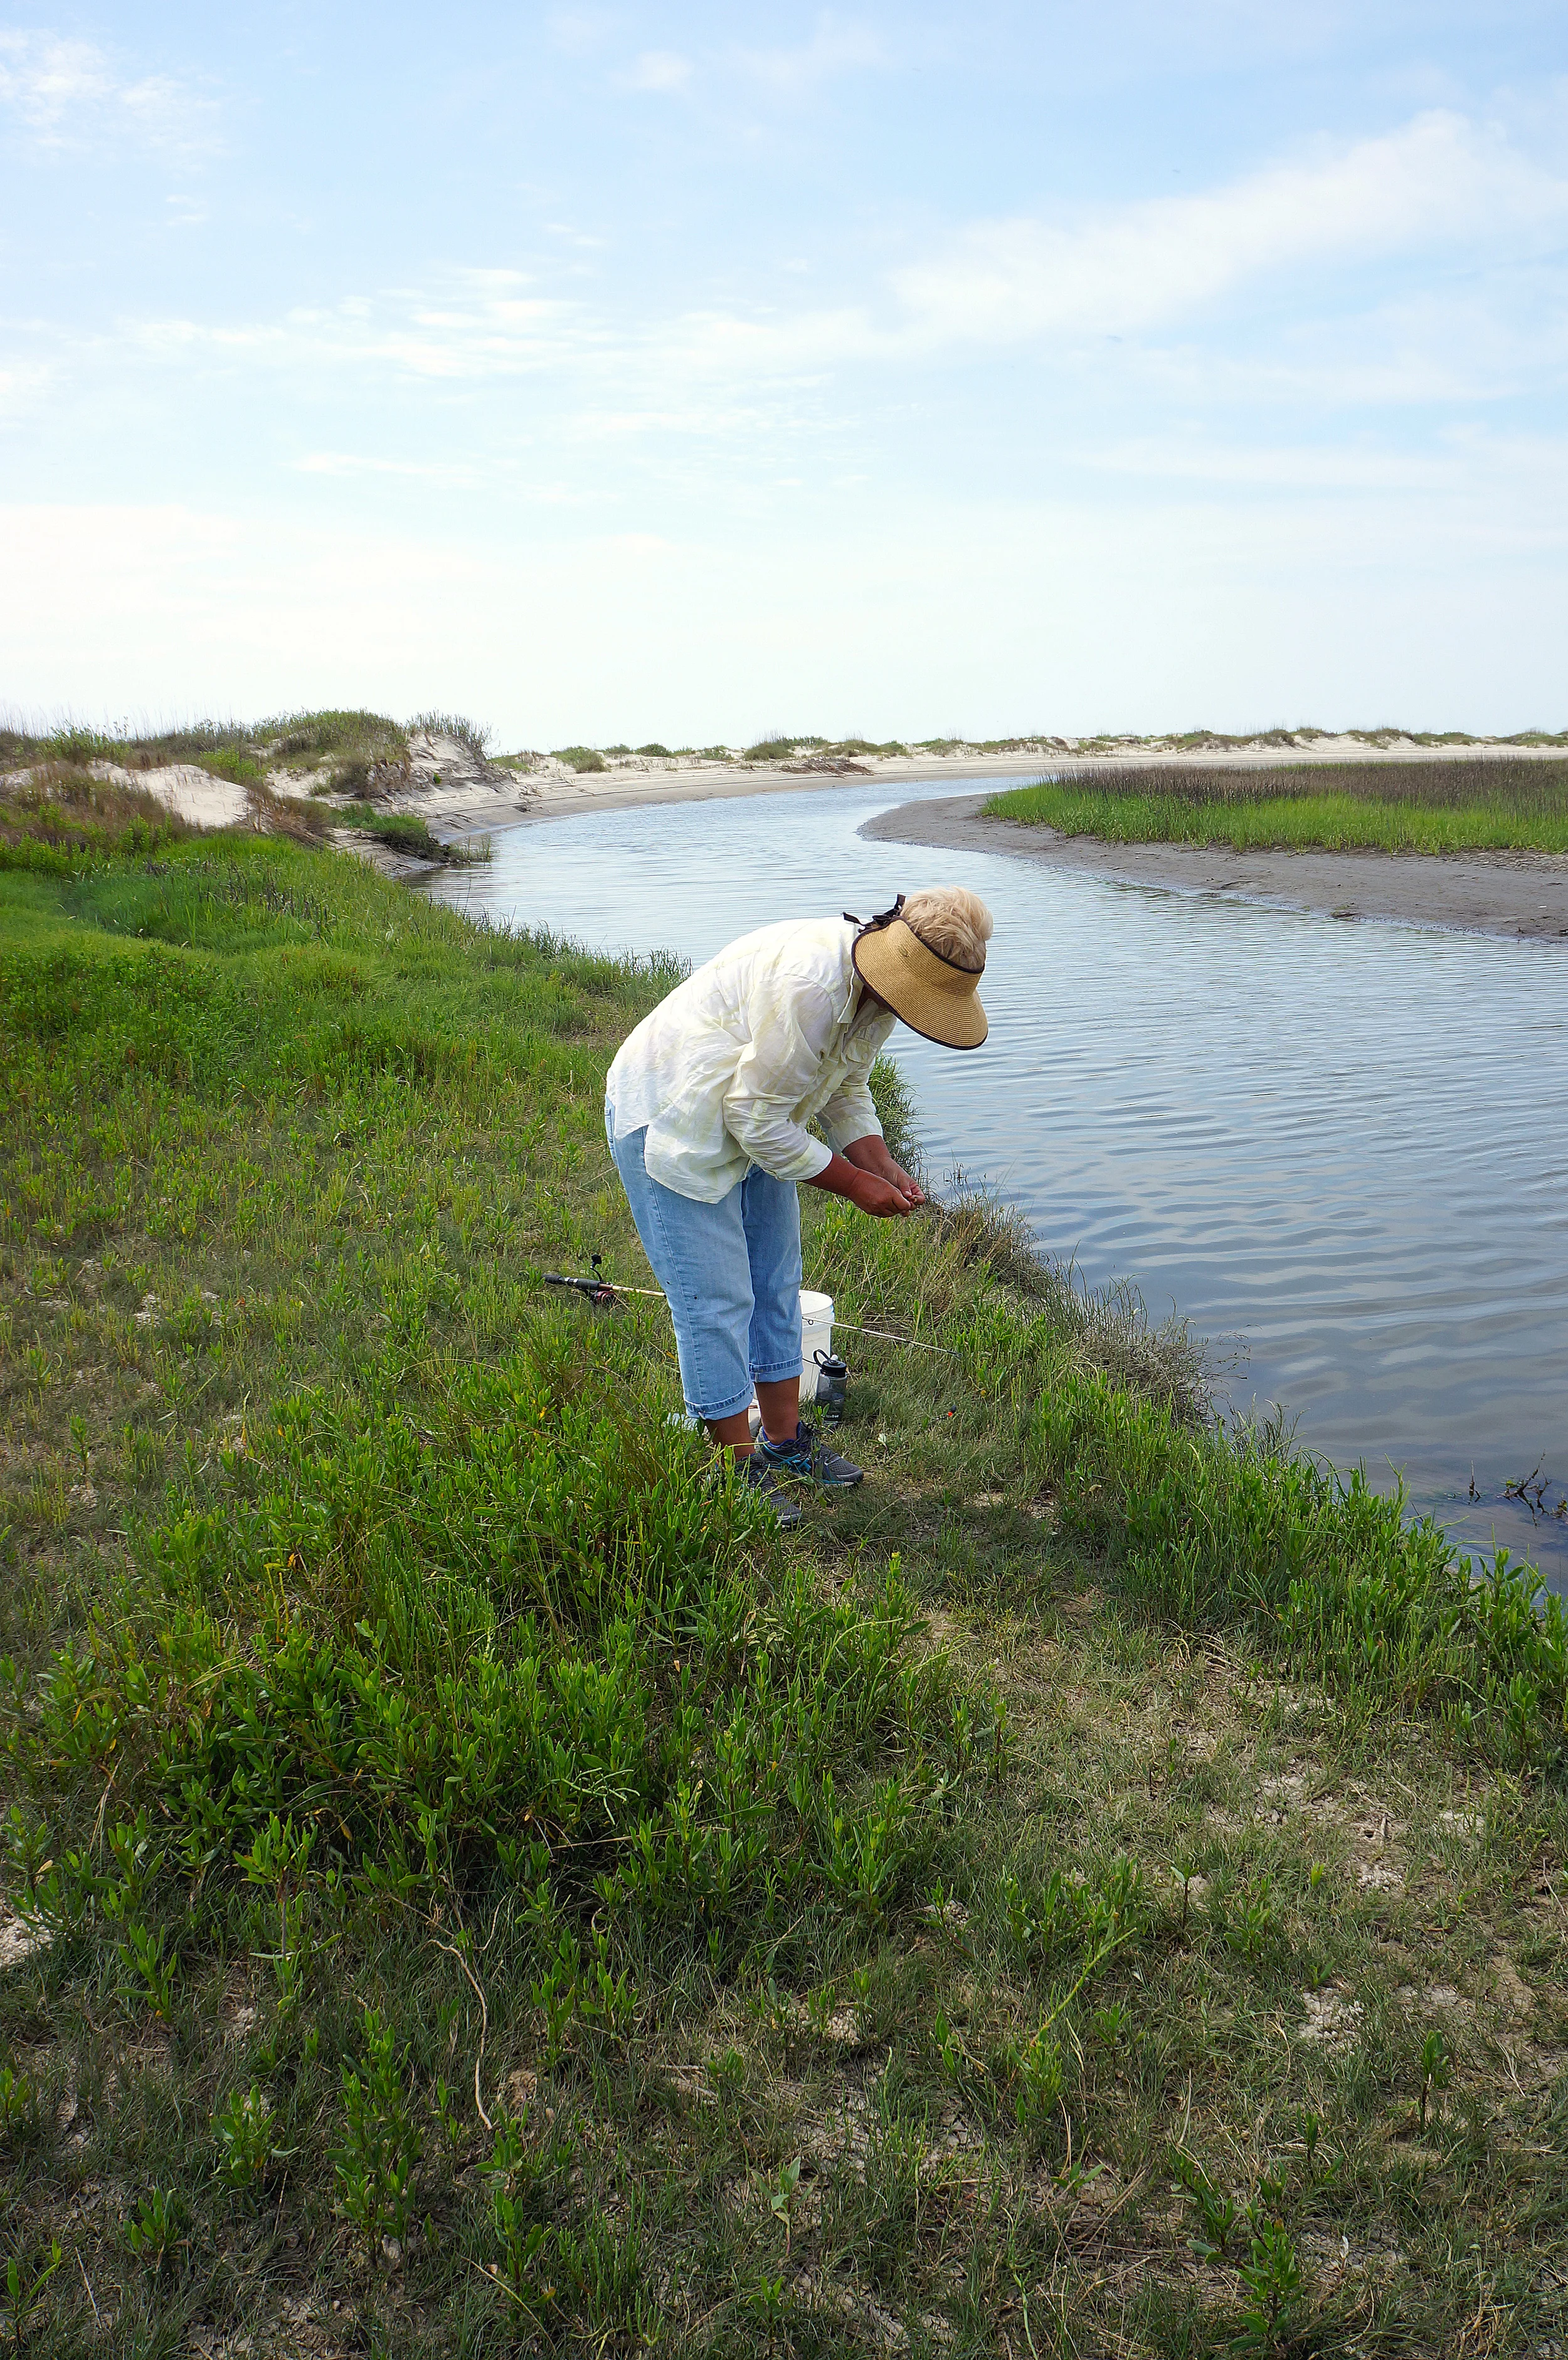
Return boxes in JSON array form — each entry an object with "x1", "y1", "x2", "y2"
[
  {"x1": 798, "y1": 1290, "x2": 834, "y2": 1403},
  {"x1": 748, "y1": 1289, "x2": 836, "y2": 1432}
]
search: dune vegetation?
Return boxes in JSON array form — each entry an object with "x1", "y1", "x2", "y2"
[
  {"x1": 987, "y1": 758, "x2": 1568, "y2": 856},
  {"x1": 0, "y1": 716, "x2": 496, "y2": 874},
  {"x1": 0, "y1": 711, "x2": 414, "y2": 792},
  {"x1": 1, "y1": 790, "x2": 1567, "y2": 2355}
]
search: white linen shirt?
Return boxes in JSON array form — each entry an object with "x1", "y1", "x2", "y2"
[{"x1": 605, "y1": 917, "x2": 896, "y2": 1203}]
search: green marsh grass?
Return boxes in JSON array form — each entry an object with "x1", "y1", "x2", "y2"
[
  {"x1": 988, "y1": 756, "x2": 1568, "y2": 853},
  {"x1": 331, "y1": 801, "x2": 490, "y2": 866},
  {"x1": 1, "y1": 790, "x2": 1566, "y2": 2354}
]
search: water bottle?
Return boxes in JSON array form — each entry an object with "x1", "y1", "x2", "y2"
[{"x1": 813, "y1": 1349, "x2": 849, "y2": 1427}]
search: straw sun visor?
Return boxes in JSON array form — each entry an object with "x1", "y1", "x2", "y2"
[{"x1": 852, "y1": 915, "x2": 989, "y2": 1049}]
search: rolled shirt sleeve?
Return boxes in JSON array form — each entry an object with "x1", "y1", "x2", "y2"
[
  {"x1": 720, "y1": 985, "x2": 838, "y2": 1183},
  {"x1": 817, "y1": 1073, "x2": 883, "y2": 1154}
]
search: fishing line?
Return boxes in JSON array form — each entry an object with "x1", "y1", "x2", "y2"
[
  {"x1": 540, "y1": 1267, "x2": 960, "y2": 1355},
  {"x1": 827, "y1": 1319, "x2": 956, "y2": 1358}
]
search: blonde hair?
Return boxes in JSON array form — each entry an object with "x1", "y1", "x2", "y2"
[{"x1": 900, "y1": 886, "x2": 993, "y2": 973}]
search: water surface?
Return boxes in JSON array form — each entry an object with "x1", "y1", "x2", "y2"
[{"x1": 426, "y1": 777, "x2": 1568, "y2": 1586}]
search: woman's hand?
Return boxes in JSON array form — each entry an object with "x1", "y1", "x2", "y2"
[
  {"x1": 805, "y1": 1143, "x2": 922, "y2": 1218},
  {"x1": 843, "y1": 1167, "x2": 918, "y2": 1217},
  {"x1": 842, "y1": 1134, "x2": 926, "y2": 1206}
]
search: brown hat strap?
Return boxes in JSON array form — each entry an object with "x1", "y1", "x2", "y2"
[{"x1": 843, "y1": 893, "x2": 904, "y2": 937}]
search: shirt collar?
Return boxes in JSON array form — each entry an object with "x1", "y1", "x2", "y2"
[{"x1": 833, "y1": 929, "x2": 862, "y2": 1027}]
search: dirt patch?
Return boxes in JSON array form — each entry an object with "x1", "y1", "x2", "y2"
[
  {"x1": 1298, "y1": 1989, "x2": 1365, "y2": 2052},
  {"x1": 1489, "y1": 1953, "x2": 1533, "y2": 2017},
  {"x1": 0, "y1": 1904, "x2": 49, "y2": 1970}
]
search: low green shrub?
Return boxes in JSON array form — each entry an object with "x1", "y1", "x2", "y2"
[
  {"x1": 263, "y1": 708, "x2": 408, "y2": 764},
  {"x1": 3, "y1": 809, "x2": 1566, "y2": 2352},
  {"x1": 1030, "y1": 1369, "x2": 1567, "y2": 1757},
  {"x1": 4, "y1": 1327, "x2": 984, "y2": 2013},
  {"x1": 743, "y1": 737, "x2": 827, "y2": 762}
]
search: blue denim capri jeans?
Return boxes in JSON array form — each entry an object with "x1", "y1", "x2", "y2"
[{"x1": 606, "y1": 1115, "x2": 804, "y2": 1422}]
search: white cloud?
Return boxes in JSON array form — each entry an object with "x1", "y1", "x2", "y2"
[
  {"x1": 294, "y1": 453, "x2": 483, "y2": 488},
  {"x1": 1083, "y1": 433, "x2": 1518, "y2": 494},
  {"x1": 19, "y1": 107, "x2": 1568, "y2": 449},
  {"x1": 125, "y1": 277, "x2": 592, "y2": 381},
  {"x1": 0, "y1": 28, "x2": 212, "y2": 152},
  {"x1": 0, "y1": 31, "x2": 110, "y2": 131},
  {"x1": 0, "y1": 357, "x2": 55, "y2": 416},
  {"x1": 890, "y1": 112, "x2": 1568, "y2": 347},
  {"x1": 611, "y1": 108, "x2": 1568, "y2": 404},
  {"x1": 623, "y1": 50, "x2": 691, "y2": 94},
  {"x1": 1089, "y1": 437, "x2": 1448, "y2": 490},
  {"x1": 1131, "y1": 268, "x2": 1568, "y2": 414},
  {"x1": 546, "y1": 9, "x2": 615, "y2": 59},
  {"x1": 736, "y1": 14, "x2": 886, "y2": 93}
]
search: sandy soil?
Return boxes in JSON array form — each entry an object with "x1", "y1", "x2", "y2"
[
  {"x1": 861, "y1": 794, "x2": 1568, "y2": 942},
  {"x1": 391, "y1": 732, "x2": 538, "y2": 837},
  {"x1": 521, "y1": 749, "x2": 1064, "y2": 823},
  {"x1": 105, "y1": 762, "x2": 253, "y2": 831},
  {"x1": 511, "y1": 731, "x2": 1567, "y2": 830}
]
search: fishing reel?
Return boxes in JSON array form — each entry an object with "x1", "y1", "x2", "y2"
[{"x1": 541, "y1": 1252, "x2": 619, "y2": 1307}]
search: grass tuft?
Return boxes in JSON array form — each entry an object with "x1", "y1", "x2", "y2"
[{"x1": 408, "y1": 711, "x2": 493, "y2": 760}]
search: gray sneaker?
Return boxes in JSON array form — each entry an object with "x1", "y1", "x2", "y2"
[
  {"x1": 741, "y1": 1452, "x2": 803, "y2": 1529},
  {"x1": 756, "y1": 1418, "x2": 864, "y2": 1489}
]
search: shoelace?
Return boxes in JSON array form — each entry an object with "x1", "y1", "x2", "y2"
[{"x1": 761, "y1": 1427, "x2": 815, "y2": 1469}]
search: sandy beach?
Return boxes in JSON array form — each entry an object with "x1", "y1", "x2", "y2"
[
  {"x1": 861, "y1": 792, "x2": 1568, "y2": 942},
  {"x1": 410, "y1": 742, "x2": 1088, "y2": 836},
  {"x1": 498, "y1": 730, "x2": 1568, "y2": 834}
]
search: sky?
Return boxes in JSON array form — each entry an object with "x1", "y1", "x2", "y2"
[{"x1": 1, "y1": 2, "x2": 1565, "y2": 745}]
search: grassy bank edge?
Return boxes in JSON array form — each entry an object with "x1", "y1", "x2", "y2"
[{"x1": 986, "y1": 760, "x2": 1568, "y2": 856}]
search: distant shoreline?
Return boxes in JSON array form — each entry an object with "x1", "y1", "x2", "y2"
[
  {"x1": 98, "y1": 730, "x2": 1568, "y2": 910},
  {"x1": 859, "y1": 793, "x2": 1568, "y2": 942},
  {"x1": 503, "y1": 731, "x2": 1568, "y2": 831}
]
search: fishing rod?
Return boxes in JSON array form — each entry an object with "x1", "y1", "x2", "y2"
[
  {"x1": 540, "y1": 1254, "x2": 664, "y2": 1307},
  {"x1": 539, "y1": 1258, "x2": 958, "y2": 1355}
]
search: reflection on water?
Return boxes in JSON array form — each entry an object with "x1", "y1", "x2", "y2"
[{"x1": 426, "y1": 776, "x2": 1568, "y2": 1587}]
